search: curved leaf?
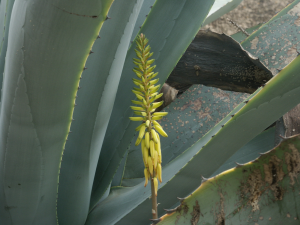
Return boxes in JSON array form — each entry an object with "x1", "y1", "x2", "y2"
[
  {"x1": 231, "y1": 23, "x2": 263, "y2": 43},
  {"x1": 0, "y1": 0, "x2": 15, "y2": 101},
  {"x1": 242, "y1": 0, "x2": 300, "y2": 75},
  {"x1": 57, "y1": 1, "x2": 143, "y2": 224},
  {"x1": 166, "y1": 30, "x2": 272, "y2": 93},
  {"x1": 0, "y1": 0, "x2": 113, "y2": 223},
  {"x1": 157, "y1": 134, "x2": 300, "y2": 224},
  {"x1": 130, "y1": 0, "x2": 156, "y2": 43}
]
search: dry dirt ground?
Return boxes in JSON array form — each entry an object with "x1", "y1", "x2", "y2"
[{"x1": 202, "y1": 0, "x2": 294, "y2": 35}]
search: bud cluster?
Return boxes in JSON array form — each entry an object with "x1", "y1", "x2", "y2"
[{"x1": 129, "y1": 33, "x2": 168, "y2": 196}]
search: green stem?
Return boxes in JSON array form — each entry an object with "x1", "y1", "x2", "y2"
[{"x1": 151, "y1": 178, "x2": 158, "y2": 219}]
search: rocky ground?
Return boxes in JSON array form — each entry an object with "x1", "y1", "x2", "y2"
[{"x1": 202, "y1": 0, "x2": 294, "y2": 35}]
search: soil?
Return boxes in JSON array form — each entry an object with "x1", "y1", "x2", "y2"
[{"x1": 201, "y1": 0, "x2": 295, "y2": 35}]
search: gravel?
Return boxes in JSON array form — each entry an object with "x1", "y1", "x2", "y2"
[{"x1": 201, "y1": 0, "x2": 294, "y2": 35}]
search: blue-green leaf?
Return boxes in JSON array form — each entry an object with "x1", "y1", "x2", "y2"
[
  {"x1": 57, "y1": 1, "x2": 143, "y2": 224},
  {"x1": 242, "y1": 0, "x2": 300, "y2": 75},
  {"x1": 0, "y1": 0, "x2": 15, "y2": 101},
  {"x1": 157, "y1": 134, "x2": 300, "y2": 224},
  {"x1": 130, "y1": 0, "x2": 156, "y2": 43},
  {"x1": 0, "y1": 0, "x2": 113, "y2": 223}
]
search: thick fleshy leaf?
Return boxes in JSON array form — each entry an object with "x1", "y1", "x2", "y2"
[
  {"x1": 166, "y1": 126, "x2": 277, "y2": 211},
  {"x1": 122, "y1": 84, "x2": 249, "y2": 186},
  {"x1": 242, "y1": 0, "x2": 300, "y2": 75},
  {"x1": 157, "y1": 134, "x2": 300, "y2": 224},
  {"x1": 0, "y1": 0, "x2": 15, "y2": 101},
  {"x1": 91, "y1": 0, "x2": 215, "y2": 210},
  {"x1": 0, "y1": 0, "x2": 113, "y2": 224},
  {"x1": 231, "y1": 23, "x2": 263, "y2": 43},
  {"x1": 111, "y1": 150, "x2": 129, "y2": 187},
  {"x1": 57, "y1": 1, "x2": 143, "y2": 224},
  {"x1": 211, "y1": 126, "x2": 276, "y2": 177},
  {"x1": 166, "y1": 30, "x2": 272, "y2": 93},
  {"x1": 130, "y1": 0, "x2": 156, "y2": 43}
]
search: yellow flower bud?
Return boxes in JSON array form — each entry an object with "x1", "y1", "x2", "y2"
[
  {"x1": 141, "y1": 140, "x2": 148, "y2": 166},
  {"x1": 135, "y1": 137, "x2": 142, "y2": 146},
  {"x1": 154, "y1": 125, "x2": 168, "y2": 137},
  {"x1": 145, "y1": 132, "x2": 150, "y2": 149},
  {"x1": 157, "y1": 163, "x2": 162, "y2": 183},
  {"x1": 150, "y1": 140, "x2": 155, "y2": 159},
  {"x1": 148, "y1": 157, "x2": 153, "y2": 176},
  {"x1": 151, "y1": 129, "x2": 158, "y2": 143},
  {"x1": 138, "y1": 125, "x2": 146, "y2": 139}
]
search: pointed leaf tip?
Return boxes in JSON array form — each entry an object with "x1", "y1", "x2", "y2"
[
  {"x1": 150, "y1": 218, "x2": 161, "y2": 224},
  {"x1": 201, "y1": 175, "x2": 208, "y2": 182},
  {"x1": 164, "y1": 208, "x2": 176, "y2": 214},
  {"x1": 177, "y1": 197, "x2": 185, "y2": 202}
]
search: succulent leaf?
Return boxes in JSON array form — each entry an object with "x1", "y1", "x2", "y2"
[{"x1": 156, "y1": 135, "x2": 300, "y2": 224}]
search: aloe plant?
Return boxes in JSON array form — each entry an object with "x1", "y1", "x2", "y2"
[{"x1": 1, "y1": 0, "x2": 300, "y2": 224}]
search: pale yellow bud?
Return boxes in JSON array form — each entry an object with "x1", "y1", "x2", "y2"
[
  {"x1": 157, "y1": 163, "x2": 162, "y2": 183},
  {"x1": 130, "y1": 106, "x2": 145, "y2": 111},
  {"x1": 154, "y1": 125, "x2": 168, "y2": 137},
  {"x1": 153, "y1": 112, "x2": 168, "y2": 116},
  {"x1": 129, "y1": 117, "x2": 144, "y2": 121},
  {"x1": 145, "y1": 132, "x2": 150, "y2": 149},
  {"x1": 142, "y1": 98, "x2": 147, "y2": 107},
  {"x1": 151, "y1": 101, "x2": 163, "y2": 109},
  {"x1": 138, "y1": 125, "x2": 146, "y2": 139},
  {"x1": 135, "y1": 137, "x2": 142, "y2": 146},
  {"x1": 141, "y1": 140, "x2": 148, "y2": 166},
  {"x1": 152, "y1": 121, "x2": 161, "y2": 127},
  {"x1": 148, "y1": 157, "x2": 153, "y2": 176},
  {"x1": 135, "y1": 94, "x2": 144, "y2": 101},
  {"x1": 151, "y1": 129, "x2": 158, "y2": 143},
  {"x1": 145, "y1": 120, "x2": 150, "y2": 127},
  {"x1": 150, "y1": 140, "x2": 155, "y2": 159}
]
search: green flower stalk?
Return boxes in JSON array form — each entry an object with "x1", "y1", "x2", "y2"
[{"x1": 129, "y1": 33, "x2": 168, "y2": 215}]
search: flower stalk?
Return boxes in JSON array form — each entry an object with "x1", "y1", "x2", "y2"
[{"x1": 129, "y1": 33, "x2": 168, "y2": 219}]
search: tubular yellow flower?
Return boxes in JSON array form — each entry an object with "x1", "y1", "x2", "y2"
[
  {"x1": 157, "y1": 163, "x2": 162, "y2": 183},
  {"x1": 150, "y1": 140, "x2": 155, "y2": 159},
  {"x1": 145, "y1": 132, "x2": 150, "y2": 149},
  {"x1": 154, "y1": 125, "x2": 168, "y2": 137},
  {"x1": 138, "y1": 125, "x2": 146, "y2": 139},
  {"x1": 148, "y1": 157, "x2": 153, "y2": 176},
  {"x1": 151, "y1": 129, "x2": 158, "y2": 143}
]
